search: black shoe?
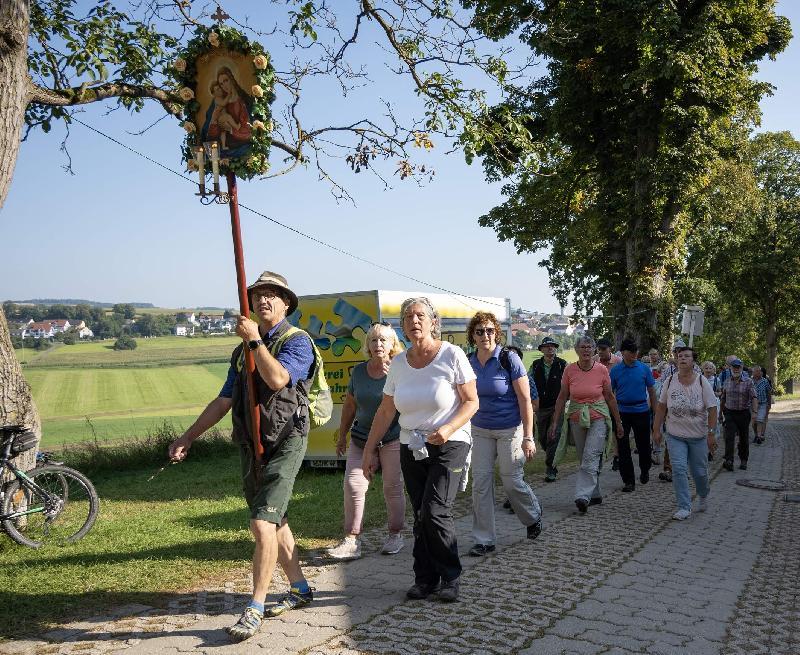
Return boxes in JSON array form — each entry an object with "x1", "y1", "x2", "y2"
[
  {"x1": 611, "y1": 456, "x2": 619, "y2": 471},
  {"x1": 545, "y1": 469, "x2": 557, "y2": 482},
  {"x1": 739, "y1": 462, "x2": 747, "y2": 470},
  {"x1": 406, "y1": 582, "x2": 440, "y2": 599},
  {"x1": 588, "y1": 497, "x2": 603, "y2": 506},
  {"x1": 527, "y1": 520, "x2": 543, "y2": 540},
  {"x1": 640, "y1": 471, "x2": 649, "y2": 484},
  {"x1": 658, "y1": 471, "x2": 672, "y2": 482},
  {"x1": 437, "y1": 578, "x2": 459, "y2": 602},
  {"x1": 502, "y1": 499, "x2": 512, "y2": 510},
  {"x1": 622, "y1": 483, "x2": 635, "y2": 493},
  {"x1": 575, "y1": 498, "x2": 589, "y2": 513},
  {"x1": 723, "y1": 460, "x2": 734, "y2": 472},
  {"x1": 708, "y1": 452, "x2": 714, "y2": 461},
  {"x1": 468, "y1": 543, "x2": 496, "y2": 557}
]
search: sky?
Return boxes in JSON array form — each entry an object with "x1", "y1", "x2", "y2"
[{"x1": 1, "y1": 1, "x2": 798, "y2": 314}]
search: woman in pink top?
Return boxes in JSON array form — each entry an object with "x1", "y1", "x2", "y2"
[{"x1": 549, "y1": 336, "x2": 623, "y2": 513}]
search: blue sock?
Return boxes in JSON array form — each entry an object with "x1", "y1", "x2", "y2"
[
  {"x1": 291, "y1": 579, "x2": 310, "y2": 594},
  {"x1": 247, "y1": 600, "x2": 264, "y2": 614}
]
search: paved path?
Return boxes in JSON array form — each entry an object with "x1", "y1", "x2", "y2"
[{"x1": 3, "y1": 402, "x2": 798, "y2": 655}]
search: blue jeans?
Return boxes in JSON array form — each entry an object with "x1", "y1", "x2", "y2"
[{"x1": 666, "y1": 433, "x2": 709, "y2": 512}]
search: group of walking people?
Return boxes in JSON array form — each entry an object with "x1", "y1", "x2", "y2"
[{"x1": 167, "y1": 271, "x2": 772, "y2": 642}]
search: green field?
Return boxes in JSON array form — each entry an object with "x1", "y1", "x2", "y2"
[
  {"x1": 24, "y1": 363, "x2": 230, "y2": 447},
  {"x1": 18, "y1": 335, "x2": 240, "y2": 368}
]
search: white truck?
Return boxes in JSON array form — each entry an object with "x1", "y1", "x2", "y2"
[{"x1": 287, "y1": 290, "x2": 511, "y2": 466}]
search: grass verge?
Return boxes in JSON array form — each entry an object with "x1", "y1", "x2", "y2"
[{"x1": 0, "y1": 426, "x2": 573, "y2": 639}]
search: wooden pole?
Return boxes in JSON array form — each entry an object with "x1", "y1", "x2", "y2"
[{"x1": 226, "y1": 172, "x2": 263, "y2": 465}]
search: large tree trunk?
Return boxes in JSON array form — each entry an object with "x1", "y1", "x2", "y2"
[
  {"x1": 0, "y1": 0, "x2": 31, "y2": 209},
  {"x1": 0, "y1": 307, "x2": 41, "y2": 481}
]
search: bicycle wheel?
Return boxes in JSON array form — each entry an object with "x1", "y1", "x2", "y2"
[{"x1": 2, "y1": 464, "x2": 99, "y2": 548}]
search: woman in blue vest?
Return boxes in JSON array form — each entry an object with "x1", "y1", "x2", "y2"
[{"x1": 467, "y1": 311, "x2": 542, "y2": 556}]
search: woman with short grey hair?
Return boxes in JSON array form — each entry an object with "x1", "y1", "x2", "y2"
[
  {"x1": 549, "y1": 335, "x2": 623, "y2": 513},
  {"x1": 362, "y1": 297, "x2": 478, "y2": 601}
]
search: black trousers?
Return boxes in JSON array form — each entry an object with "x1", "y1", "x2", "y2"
[
  {"x1": 617, "y1": 411, "x2": 652, "y2": 485},
  {"x1": 724, "y1": 409, "x2": 751, "y2": 464},
  {"x1": 536, "y1": 405, "x2": 561, "y2": 472},
  {"x1": 400, "y1": 440, "x2": 469, "y2": 586}
]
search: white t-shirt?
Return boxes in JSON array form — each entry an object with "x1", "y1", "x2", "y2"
[
  {"x1": 384, "y1": 341, "x2": 476, "y2": 444},
  {"x1": 659, "y1": 372, "x2": 717, "y2": 439}
]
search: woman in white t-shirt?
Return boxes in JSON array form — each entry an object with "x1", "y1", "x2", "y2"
[
  {"x1": 362, "y1": 297, "x2": 478, "y2": 603},
  {"x1": 651, "y1": 346, "x2": 718, "y2": 520}
]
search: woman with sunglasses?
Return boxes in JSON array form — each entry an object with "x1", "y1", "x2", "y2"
[
  {"x1": 362, "y1": 297, "x2": 478, "y2": 602},
  {"x1": 328, "y1": 322, "x2": 406, "y2": 560},
  {"x1": 466, "y1": 312, "x2": 542, "y2": 557}
]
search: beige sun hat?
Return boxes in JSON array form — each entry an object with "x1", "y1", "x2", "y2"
[{"x1": 246, "y1": 271, "x2": 299, "y2": 315}]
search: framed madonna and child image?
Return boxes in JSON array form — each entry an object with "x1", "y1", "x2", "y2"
[{"x1": 171, "y1": 26, "x2": 274, "y2": 181}]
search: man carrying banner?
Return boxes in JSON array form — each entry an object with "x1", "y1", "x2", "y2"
[{"x1": 168, "y1": 271, "x2": 316, "y2": 641}]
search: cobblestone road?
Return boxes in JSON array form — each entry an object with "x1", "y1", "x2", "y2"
[{"x1": 3, "y1": 403, "x2": 798, "y2": 655}]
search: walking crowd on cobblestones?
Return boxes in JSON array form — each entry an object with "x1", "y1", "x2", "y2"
[{"x1": 163, "y1": 290, "x2": 781, "y2": 644}]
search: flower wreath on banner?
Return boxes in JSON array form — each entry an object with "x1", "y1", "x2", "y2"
[{"x1": 168, "y1": 25, "x2": 275, "y2": 180}]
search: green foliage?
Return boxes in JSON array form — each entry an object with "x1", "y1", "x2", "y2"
[
  {"x1": 469, "y1": 0, "x2": 791, "y2": 349},
  {"x1": 112, "y1": 303, "x2": 136, "y2": 319},
  {"x1": 26, "y1": 0, "x2": 178, "y2": 132},
  {"x1": 681, "y1": 131, "x2": 800, "y2": 384},
  {"x1": 113, "y1": 334, "x2": 137, "y2": 350}
]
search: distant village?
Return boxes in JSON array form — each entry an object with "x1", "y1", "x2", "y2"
[{"x1": 6, "y1": 301, "x2": 585, "y2": 349}]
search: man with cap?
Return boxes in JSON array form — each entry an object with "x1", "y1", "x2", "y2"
[
  {"x1": 168, "y1": 271, "x2": 316, "y2": 641},
  {"x1": 720, "y1": 358, "x2": 758, "y2": 471},
  {"x1": 528, "y1": 336, "x2": 568, "y2": 482},
  {"x1": 610, "y1": 338, "x2": 657, "y2": 491},
  {"x1": 594, "y1": 338, "x2": 622, "y2": 370}
]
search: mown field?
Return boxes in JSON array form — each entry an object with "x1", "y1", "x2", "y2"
[
  {"x1": 19, "y1": 335, "x2": 240, "y2": 368},
  {"x1": 15, "y1": 338, "x2": 239, "y2": 447}
]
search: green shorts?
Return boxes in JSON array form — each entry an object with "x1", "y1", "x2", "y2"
[{"x1": 240, "y1": 434, "x2": 307, "y2": 524}]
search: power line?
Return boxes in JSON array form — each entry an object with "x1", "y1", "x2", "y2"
[
  {"x1": 72, "y1": 117, "x2": 504, "y2": 311},
  {"x1": 71, "y1": 118, "x2": 653, "y2": 322}
]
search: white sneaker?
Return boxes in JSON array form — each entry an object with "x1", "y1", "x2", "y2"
[
  {"x1": 672, "y1": 509, "x2": 691, "y2": 521},
  {"x1": 695, "y1": 496, "x2": 708, "y2": 513},
  {"x1": 381, "y1": 533, "x2": 404, "y2": 555},
  {"x1": 327, "y1": 536, "x2": 361, "y2": 560}
]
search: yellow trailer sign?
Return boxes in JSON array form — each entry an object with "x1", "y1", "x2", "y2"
[{"x1": 288, "y1": 290, "x2": 509, "y2": 466}]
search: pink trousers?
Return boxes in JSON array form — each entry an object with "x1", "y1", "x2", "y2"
[{"x1": 344, "y1": 440, "x2": 405, "y2": 535}]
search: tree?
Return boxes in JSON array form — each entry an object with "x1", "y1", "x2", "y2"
[
  {"x1": 681, "y1": 132, "x2": 800, "y2": 385},
  {"x1": 468, "y1": 0, "x2": 791, "y2": 349},
  {"x1": 113, "y1": 334, "x2": 137, "y2": 350},
  {"x1": 112, "y1": 303, "x2": 136, "y2": 319}
]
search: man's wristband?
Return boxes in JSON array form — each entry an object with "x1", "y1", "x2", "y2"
[{"x1": 522, "y1": 436, "x2": 534, "y2": 442}]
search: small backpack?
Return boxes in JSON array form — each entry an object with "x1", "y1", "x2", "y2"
[{"x1": 271, "y1": 326, "x2": 333, "y2": 429}]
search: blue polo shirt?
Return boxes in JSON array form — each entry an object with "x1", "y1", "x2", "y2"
[
  {"x1": 470, "y1": 346, "x2": 529, "y2": 430},
  {"x1": 610, "y1": 359, "x2": 655, "y2": 413}
]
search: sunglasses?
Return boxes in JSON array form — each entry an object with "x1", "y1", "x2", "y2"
[
  {"x1": 371, "y1": 321, "x2": 391, "y2": 327},
  {"x1": 474, "y1": 327, "x2": 495, "y2": 336}
]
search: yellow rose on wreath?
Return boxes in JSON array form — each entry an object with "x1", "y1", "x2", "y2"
[
  {"x1": 251, "y1": 85, "x2": 264, "y2": 98},
  {"x1": 173, "y1": 58, "x2": 187, "y2": 72},
  {"x1": 183, "y1": 121, "x2": 196, "y2": 133},
  {"x1": 179, "y1": 87, "x2": 194, "y2": 101},
  {"x1": 253, "y1": 54, "x2": 269, "y2": 70},
  {"x1": 251, "y1": 120, "x2": 266, "y2": 130},
  {"x1": 208, "y1": 32, "x2": 220, "y2": 47}
]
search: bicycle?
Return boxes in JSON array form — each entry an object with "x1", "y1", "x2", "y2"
[{"x1": 1, "y1": 425, "x2": 99, "y2": 548}]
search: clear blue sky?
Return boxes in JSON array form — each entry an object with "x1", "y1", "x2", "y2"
[{"x1": 1, "y1": 2, "x2": 798, "y2": 313}]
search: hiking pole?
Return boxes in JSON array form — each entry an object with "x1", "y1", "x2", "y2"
[{"x1": 227, "y1": 171, "x2": 263, "y2": 467}]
